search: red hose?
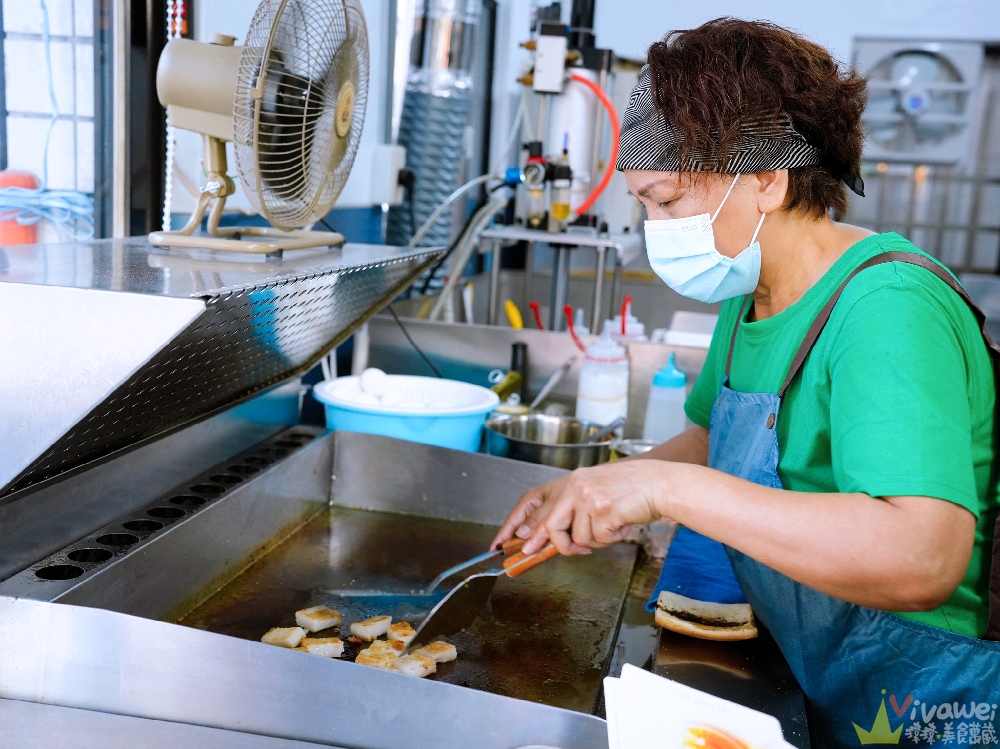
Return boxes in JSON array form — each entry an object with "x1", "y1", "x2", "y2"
[
  {"x1": 621, "y1": 295, "x2": 632, "y2": 335},
  {"x1": 564, "y1": 306, "x2": 587, "y2": 353},
  {"x1": 570, "y1": 73, "x2": 620, "y2": 218},
  {"x1": 529, "y1": 301, "x2": 545, "y2": 330}
]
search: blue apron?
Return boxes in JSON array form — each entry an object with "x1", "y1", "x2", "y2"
[{"x1": 661, "y1": 252, "x2": 1000, "y2": 747}]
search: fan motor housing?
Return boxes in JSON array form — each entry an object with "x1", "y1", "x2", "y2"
[{"x1": 157, "y1": 38, "x2": 242, "y2": 142}]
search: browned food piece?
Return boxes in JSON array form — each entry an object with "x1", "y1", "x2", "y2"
[
  {"x1": 416, "y1": 641, "x2": 457, "y2": 663},
  {"x1": 355, "y1": 649, "x2": 397, "y2": 670},
  {"x1": 367, "y1": 639, "x2": 404, "y2": 654},
  {"x1": 261, "y1": 627, "x2": 306, "y2": 649},
  {"x1": 387, "y1": 621, "x2": 416, "y2": 647},
  {"x1": 350, "y1": 615, "x2": 391, "y2": 641},
  {"x1": 654, "y1": 591, "x2": 757, "y2": 641},
  {"x1": 295, "y1": 605, "x2": 342, "y2": 633},
  {"x1": 301, "y1": 637, "x2": 345, "y2": 658},
  {"x1": 392, "y1": 652, "x2": 437, "y2": 678}
]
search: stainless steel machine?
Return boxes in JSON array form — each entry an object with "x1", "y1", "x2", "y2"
[{"x1": 0, "y1": 238, "x2": 631, "y2": 748}]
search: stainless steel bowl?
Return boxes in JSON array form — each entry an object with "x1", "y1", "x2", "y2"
[
  {"x1": 610, "y1": 438, "x2": 659, "y2": 459},
  {"x1": 485, "y1": 414, "x2": 613, "y2": 469}
]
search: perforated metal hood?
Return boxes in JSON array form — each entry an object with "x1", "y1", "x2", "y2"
[{"x1": 0, "y1": 238, "x2": 439, "y2": 499}]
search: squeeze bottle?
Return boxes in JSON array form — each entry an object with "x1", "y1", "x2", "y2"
[
  {"x1": 576, "y1": 320, "x2": 629, "y2": 427},
  {"x1": 642, "y1": 354, "x2": 687, "y2": 443}
]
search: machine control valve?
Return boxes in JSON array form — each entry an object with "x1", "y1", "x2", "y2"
[{"x1": 531, "y1": 23, "x2": 569, "y2": 94}]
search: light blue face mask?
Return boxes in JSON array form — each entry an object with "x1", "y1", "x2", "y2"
[{"x1": 644, "y1": 174, "x2": 766, "y2": 304}]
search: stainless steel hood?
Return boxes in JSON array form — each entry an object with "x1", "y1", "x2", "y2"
[{"x1": 0, "y1": 238, "x2": 440, "y2": 499}]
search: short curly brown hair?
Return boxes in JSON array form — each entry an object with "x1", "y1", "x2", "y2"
[{"x1": 646, "y1": 18, "x2": 867, "y2": 218}]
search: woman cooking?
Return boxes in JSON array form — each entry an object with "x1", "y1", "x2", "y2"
[{"x1": 492, "y1": 19, "x2": 1000, "y2": 747}]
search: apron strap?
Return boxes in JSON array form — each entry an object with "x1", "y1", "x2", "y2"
[
  {"x1": 775, "y1": 249, "x2": 1000, "y2": 641},
  {"x1": 724, "y1": 295, "x2": 755, "y2": 379}
]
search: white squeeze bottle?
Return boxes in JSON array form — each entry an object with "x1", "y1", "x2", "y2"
[
  {"x1": 576, "y1": 320, "x2": 630, "y2": 426},
  {"x1": 642, "y1": 354, "x2": 687, "y2": 443}
]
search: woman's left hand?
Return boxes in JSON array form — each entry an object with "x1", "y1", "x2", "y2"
[{"x1": 492, "y1": 460, "x2": 674, "y2": 556}]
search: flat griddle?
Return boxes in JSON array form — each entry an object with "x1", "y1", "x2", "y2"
[{"x1": 180, "y1": 505, "x2": 637, "y2": 713}]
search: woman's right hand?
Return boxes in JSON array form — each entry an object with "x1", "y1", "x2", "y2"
[
  {"x1": 490, "y1": 460, "x2": 669, "y2": 556},
  {"x1": 491, "y1": 474, "x2": 577, "y2": 552},
  {"x1": 490, "y1": 426, "x2": 709, "y2": 555}
]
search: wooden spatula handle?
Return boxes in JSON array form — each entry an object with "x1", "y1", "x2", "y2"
[{"x1": 503, "y1": 543, "x2": 559, "y2": 578}]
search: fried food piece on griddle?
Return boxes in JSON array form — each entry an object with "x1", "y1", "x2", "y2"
[
  {"x1": 355, "y1": 648, "x2": 397, "y2": 670},
  {"x1": 367, "y1": 638, "x2": 404, "y2": 654},
  {"x1": 416, "y1": 641, "x2": 457, "y2": 663},
  {"x1": 295, "y1": 605, "x2": 342, "y2": 633},
  {"x1": 300, "y1": 637, "x2": 345, "y2": 658},
  {"x1": 387, "y1": 621, "x2": 416, "y2": 647},
  {"x1": 392, "y1": 652, "x2": 437, "y2": 678},
  {"x1": 350, "y1": 615, "x2": 391, "y2": 641},
  {"x1": 261, "y1": 626, "x2": 305, "y2": 649}
]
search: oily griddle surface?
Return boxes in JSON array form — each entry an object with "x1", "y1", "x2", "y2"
[{"x1": 179, "y1": 506, "x2": 636, "y2": 713}]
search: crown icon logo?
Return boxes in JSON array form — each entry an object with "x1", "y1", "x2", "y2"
[{"x1": 853, "y1": 697, "x2": 903, "y2": 745}]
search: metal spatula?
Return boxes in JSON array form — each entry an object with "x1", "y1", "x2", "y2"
[{"x1": 406, "y1": 542, "x2": 559, "y2": 650}]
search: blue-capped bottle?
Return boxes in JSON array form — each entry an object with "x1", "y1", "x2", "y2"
[{"x1": 642, "y1": 354, "x2": 687, "y2": 443}]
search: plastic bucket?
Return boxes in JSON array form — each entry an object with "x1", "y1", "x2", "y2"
[{"x1": 312, "y1": 375, "x2": 499, "y2": 452}]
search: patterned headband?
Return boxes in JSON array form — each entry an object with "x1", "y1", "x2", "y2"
[{"x1": 615, "y1": 67, "x2": 864, "y2": 196}]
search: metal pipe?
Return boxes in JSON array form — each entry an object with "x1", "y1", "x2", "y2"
[
  {"x1": 522, "y1": 241, "x2": 535, "y2": 310},
  {"x1": 488, "y1": 239, "x2": 502, "y2": 325},
  {"x1": 549, "y1": 245, "x2": 570, "y2": 331},
  {"x1": 607, "y1": 254, "x2": 622, "y2": 322},
  {"x1": 111, "y1": 0, "x2": 129, "y2": 238},
  {"x1": 352, "y1": 322, "x2": 370, "y2": 374},
  {"x1": 536, "y1": 93, "x2": 548, "y2": 152},
  {"x1": 588, "y1": 69, "x2": 607, "y2": 196},
  {"x1": 590, "y1": 246, "x2": 607, "y2": 335}
]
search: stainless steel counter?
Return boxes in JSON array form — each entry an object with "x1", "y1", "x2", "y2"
[{"x1": 0, "y1": 430, "x2": 619, "y2": 748}]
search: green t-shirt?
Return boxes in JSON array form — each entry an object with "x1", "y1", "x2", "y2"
[{"x1": 685, "y1": 232, "x2": 998, "y2": 637}]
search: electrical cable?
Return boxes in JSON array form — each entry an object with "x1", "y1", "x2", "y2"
[
  {"x1": 428, "y1": 196, "x2": 508, "y2": 321},
  {"x1": 488, "y1": 90, "x2": 526, "y2": 175},
  {"x1": 407, "y1": 172, "x2": 500, "y2": 248},
  {"x1": 387, "y1": 304, "x2": 443, "y2": 378},
  {"x1": 569, "y1": 73, "x2": 620, "y2": 218},
  {"x1": 0, "y1": 0, "x2": 95, "y2": 241},
  {"x1": 417, "y1": 201, "x2": 484, "y2": 296},
  {"x1": 318, "y1": 217, "x2": 337, "y2": 233}
]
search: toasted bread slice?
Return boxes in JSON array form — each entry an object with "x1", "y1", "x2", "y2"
[
  {"x1": 261, "y1": 626, "x2": 306, "y2": 648},
  {"x1": 295, "y1": 605, "x2": 342, "y2": 633},
  {"x1": 356, "y1": 648, "x2": 398, "y2": 670},
  {"x1": 301, "y1": 637, "x2": 344, "y2": 658},
  {"x1": 350, "y1": 615, "x2": 392, "y2": 641},
  {"x1": 416, "y1": 641, "x2": 457, "y2": 663},
  {"x1": 654, "y1": 591, "x2": 757, "y2": 641},
  {"x1": 387, "y1": 621, "x2": 416, "y2": 647},
  {"x1": 392, "y1": 652, "x2": 437, "y2": 678}
]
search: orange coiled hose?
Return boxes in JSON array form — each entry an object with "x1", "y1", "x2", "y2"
[{"x1": 569, "y1": 73, "x2": 621, "y2": 218}]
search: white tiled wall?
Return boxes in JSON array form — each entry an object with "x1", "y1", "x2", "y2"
[{"x1": 3, "y1": 0, "x2": 95, "y2": 194}]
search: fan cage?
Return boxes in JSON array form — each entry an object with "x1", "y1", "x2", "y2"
[{"x1": 234, "y1": 0, "x2": 370, "y2": 231}]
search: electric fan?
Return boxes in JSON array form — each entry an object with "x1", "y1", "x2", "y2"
[
  {"x1": 854, "y1": 40, "x2": 984, "y2": 166},
  {"x1": 149, "y1": 0, "x2": 369, "y2": 253}
]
